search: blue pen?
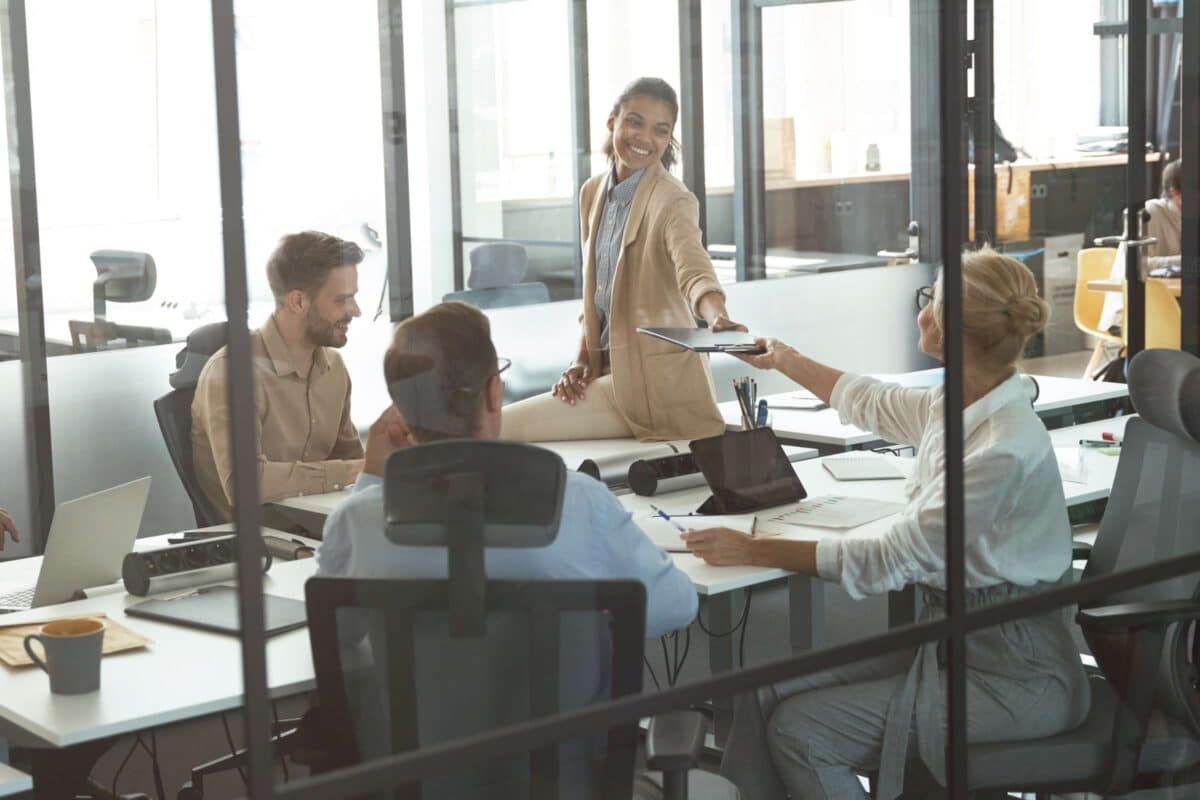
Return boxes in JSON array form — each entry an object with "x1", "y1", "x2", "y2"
[
  {"x1": 648, "y1": 503, "x2": 687, "y2": 532},
  {"x1": 756, "y1": 398, "x2": 768, "y2": 428}
]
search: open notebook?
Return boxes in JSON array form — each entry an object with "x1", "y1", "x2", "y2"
[
  {"x1": 639, "y1": 495, "x2": 904, "y2": 552},
  {"x1": 822, "y1": 455, "x2": 906, "y2": 481}
]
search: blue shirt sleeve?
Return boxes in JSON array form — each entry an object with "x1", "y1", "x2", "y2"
[
  {"x1": 314, "y1": 473, "x2": 382, "y2": 577},
  {"x1": 579, "y1": 477, "x2": 698, "y2": 637}
]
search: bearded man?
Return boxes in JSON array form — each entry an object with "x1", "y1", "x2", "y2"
[{"x1": 192, "y1": 230, "x2": 365, "y2": 522}]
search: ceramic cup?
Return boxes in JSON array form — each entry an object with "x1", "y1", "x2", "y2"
[{"x1": 23, "y1": 617, "x2": 105, "y2": 694}]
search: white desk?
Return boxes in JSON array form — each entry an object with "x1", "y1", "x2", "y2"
[
  {"x1": 722, "y1": 371, "x2": 1129, "y2": 452},
  {"x1": 0, "y1": 763, "x2": 31, "y2": 797},
  {"x1": 0, "y1": 530, "x2": 319, "y2": 750},
  {"x1": 270, "y1": 438, "x2": 820, "y2": 529}
]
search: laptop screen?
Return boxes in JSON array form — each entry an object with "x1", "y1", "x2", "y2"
[{"x1": 689, "y1": 428, "x2": 806, "y2": 514}]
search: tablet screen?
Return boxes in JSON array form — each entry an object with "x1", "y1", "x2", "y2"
[{"x1": 688, "y1": 428, "x2": 806, "y2": 513}]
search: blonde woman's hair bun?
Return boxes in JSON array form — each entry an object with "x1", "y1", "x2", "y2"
[{"x1": 1005, "y1": 294, "x2": 1049, "y2": 339}]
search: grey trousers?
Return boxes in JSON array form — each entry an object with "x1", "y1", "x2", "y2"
[{"x1": 719, "y1": 585, "x2": 1091, "y2": 800}]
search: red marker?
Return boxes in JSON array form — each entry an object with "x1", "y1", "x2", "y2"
[{"x1": 1101, "y1": 431, "x2": 1122, "y2": 443}]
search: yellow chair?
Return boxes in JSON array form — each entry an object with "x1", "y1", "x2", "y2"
[
  {"x1": 1075, "y1": 248, "x2": 1122, "y2": 377},
  {"x1": 1122, "y1": 278, "x2": 1181, "y2": 351}
]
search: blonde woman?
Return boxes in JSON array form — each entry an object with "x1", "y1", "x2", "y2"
[
  {"x1": 683, "y1": 250, "x2": 1090, "y2": 800},
  {"x1": 501, "y1": 77, "x2": 743, "y2": 443}
]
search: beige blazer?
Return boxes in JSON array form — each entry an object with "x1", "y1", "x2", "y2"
[{"x1": 580, "y1": 161, "x2": 727, "y2": 441}]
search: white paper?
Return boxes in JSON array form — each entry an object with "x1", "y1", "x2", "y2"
[
  {"x1": 637, "y1": 514, "x2": 755, "y2": 552},
  {"x1": 760, "y1": 496, "x2": 904, "y2": 529},
  {"x1": 1055, "y1": 447, "x2": 1088, "y2": 484}
]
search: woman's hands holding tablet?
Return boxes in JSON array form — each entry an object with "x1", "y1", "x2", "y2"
[{"x1": 735, "y1": 337, "x2": 795, "y2": 371}]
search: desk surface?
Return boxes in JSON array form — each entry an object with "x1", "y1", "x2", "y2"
[
  {"x1": 722, "y1": 371, "x2": 1129, "y2": 448},
  {"x1": 0, "y1": 763, "x2": 31, "y2": 797},
  {"x1": 272, "y1": 438, "x2": 819, "y2": 518},
  {"x1": 1087, "y1": 277, "x2": 1182, "y2": 297},
  {"x1": 0, "y1": 530, "x2": 319, "y2": 749},
  {"x1": 620, "y1": 416, "x2": 1130, "y2": 596}
]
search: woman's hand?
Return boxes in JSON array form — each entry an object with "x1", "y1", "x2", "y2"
[
  {"x1": 552, "y1": 363, "x2": 594, "y2": 405},
  {"x1": 0, "y1": 505, "x2": 18, "y2": 550},
  {"x1": 710, "y1": 315, "x2": 749, "y2": 333},
  {"x1": 681, "y1": 527, "x2": 756, "y2": 566},
  {"x1": 735, "y1": 337, "x2": 795, "y2": 371}
]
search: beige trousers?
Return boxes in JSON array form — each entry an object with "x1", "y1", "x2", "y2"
[{"x1": 501, "y1": 375, "x2": 635, "y2": 442}]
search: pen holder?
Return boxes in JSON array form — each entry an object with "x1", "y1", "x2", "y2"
[{"x1": 122, "y1": 536, "x2": 271, "y2": 596}]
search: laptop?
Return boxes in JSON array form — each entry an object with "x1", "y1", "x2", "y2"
[
  {"x1": 0, "y1": 476, "x2": 152, "y2": 612},
  {"x1": 636, "y1": 327, "x2": 766, "y2": 354},
  {"x1": 689, "y1": 428, "x2": 807, "y2": 514}
]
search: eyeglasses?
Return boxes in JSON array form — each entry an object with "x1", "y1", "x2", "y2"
[
  {"x1": 496, "y1": 357, "x2": 512, "y2": 376},
  {"x1": 915, "y1": 285, "x2": 934, "y2": 311}
]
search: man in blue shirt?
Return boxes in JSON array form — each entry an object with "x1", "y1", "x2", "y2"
[{"x1": 316, "y1": 301, "x2": 697, "y2": 639}]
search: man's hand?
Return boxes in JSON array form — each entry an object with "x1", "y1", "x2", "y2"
[
  {"x1": 735, "y1": 337, "x2": 794, "y2": 371},
  {"x1": 363, "y1": 406, "x2": 416, "y2": 477},
  {"x1": 551, "y1": 363, "x2": 593, "y2": 405},
  {"x1": 0, "y1": 506, "x2": 18, "y2": 551},
  {"x1": 680, "y1": 527, "x2": 755, "y2": 566}
]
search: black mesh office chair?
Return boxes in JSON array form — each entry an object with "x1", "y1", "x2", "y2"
[
  {"x1": 69, "y1": 250, "x2": 171, "y2": 352},
  {"x1": 153, "y1": 322, "x2": 228, "y2": 528},
  {"x1": 922, "y1": 349, "x2": 1200, "y2": 797},
  {"x1": 468, "y1": 241, "x2": 529, "y2": 288},
  {"x1": 443, "y1": 281, "x2": 550, "y2": 310},
  {"x1": 305, "y1": 440, "x2": 735, "y2": 799}
]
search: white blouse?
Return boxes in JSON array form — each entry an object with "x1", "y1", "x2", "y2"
[{"x1": 815, "y1": 371, "x2": 1073, "y2": 599}]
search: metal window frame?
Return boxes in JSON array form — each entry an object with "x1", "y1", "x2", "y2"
[
  {"x1": 679, "y1": 0, "x2": 707, "y2": 243},
  {"x1": 971, "y1": 0, "x2": 996, "y2": 247},
  {"x1": 1182, "y1": 0, "x2": 1199, "y2": 355},
  {"x1": 379, "y1": 0, "x2": 415, "y2": 321},
  {"x1": 210, "y1": 1, "x2": 275, "y2": 797},
  {"x1": 1126, "y1": 0, "x2": 1149, "y2": 359},
  {"x1": 1, "y1": 0, "x2": 54, "y2": 555}
]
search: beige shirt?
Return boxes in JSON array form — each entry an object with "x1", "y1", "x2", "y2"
[
  {"x1": 1098, "y1": 196, "x2": 1182, "y2": 330},
  {"x1": 191, "y1": 316, "x2": 364, "y2": 521},
  {"x1": 578, "y1": 160, "x2": 727, "y2": 441}
]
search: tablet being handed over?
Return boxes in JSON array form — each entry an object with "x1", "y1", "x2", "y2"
[{"x1": 636, "y1": 327, "x2": 766, "y2": 354}]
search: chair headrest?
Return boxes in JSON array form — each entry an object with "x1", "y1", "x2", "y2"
[
  {"x1": 1128, "y1": 349, "x2": 1200, "y2": 443},
  {"x1": 384, "y1": 440, "x2": 565, "y2": 549},
  {"x1": 169, "y1": 322, "x2": 229, "y2": 389}
]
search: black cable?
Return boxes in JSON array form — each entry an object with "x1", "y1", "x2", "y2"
[
  {"x1": 660, "y1": 636, "x2": 675, "y2": 686},
  {"x1": 110, "y1": 736, "x2": 140, "y2": 796},
  {"x1": 143, "y1": 731, "x2": 166, "y2": 800},
  {"x1": 695, "y1": 590, "x2": 752, "y2": 638},
  {"x1": 643, "y1": 656, "x2": 661, "y2": 690},
  {"x1": 675, "y1": 625, "x2": 692, "y2": 681},
  {"x1": 221, "y1": 712, "x2": 249, "y2": 787},
  {"x1": 272, "y1": 699, "x2": 290, "y2": 781},
  {"x1": 738, "y1": 589, "x2": 755, "y2": 668},
  {"x1": 672, "y1": 630, "x2": 680, "y2": 682}
]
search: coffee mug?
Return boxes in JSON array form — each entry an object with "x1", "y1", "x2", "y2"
[{"x1": 23, "y1": 617, "x2": 105, "y2": 694}]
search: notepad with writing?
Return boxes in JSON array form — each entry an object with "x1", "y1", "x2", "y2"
[
  {"x1": 759, "y1": 496, "x2": 903, "y2": 529},
  {"x1": 822, "y1": 455, "x2": 906, "y2": 481}
]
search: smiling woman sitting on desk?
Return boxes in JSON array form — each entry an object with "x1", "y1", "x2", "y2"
[{"x1": 685, "y1": 249, "x2": 1090, "y2": 800}]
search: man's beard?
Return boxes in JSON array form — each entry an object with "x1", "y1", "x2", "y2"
[{"x1": 306, "y1": 305, "x2": 349, "y2": 348}]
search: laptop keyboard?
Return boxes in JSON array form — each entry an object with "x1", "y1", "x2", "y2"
[{"x1": 0, "y1": 585, "x2": 35, "y2": 608}]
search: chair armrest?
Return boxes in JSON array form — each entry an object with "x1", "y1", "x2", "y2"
[
  {"x1": 1072, "y1": 541, "x2": 1093, "y2": 562},
  {"x1": 1077, "y1": 599, "x2": 1200, "y2": 630},
  {"x1": 645, "y1": 710, "x2": 707, "y2": 773}
]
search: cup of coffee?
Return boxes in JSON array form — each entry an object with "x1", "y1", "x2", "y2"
[{"x1": 23, "y1": 617, "x2": 105, "y2": 694}]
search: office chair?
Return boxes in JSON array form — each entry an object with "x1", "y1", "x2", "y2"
[
  {"x1": 69, "y1": 319, "x2": 172, "y2": 353},
  {"x1": 304, "y1": 440, "x2": 736, "y2": 799},
  {"x1": 444, "y1": 281, "x2": 550, "y2": 310},
  {"x1": 912, "y1": 348, "x2": 1200, "y2": 797},
  {"x1": 1122, "y1": 278, "x2": 1182, "y2": 351},
  {"x1": 68, "y1": 250, "x2": 169, "y2": 352},
  {"x1": 1074, "y1": 247, "x2": 1123, "y2": 378},
  {"x1": 468, "y1": 241, "x2": 529, "y2": 289},
  {"x1": 153, "y1": 322, "x2": 228, "y2": 528}
]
